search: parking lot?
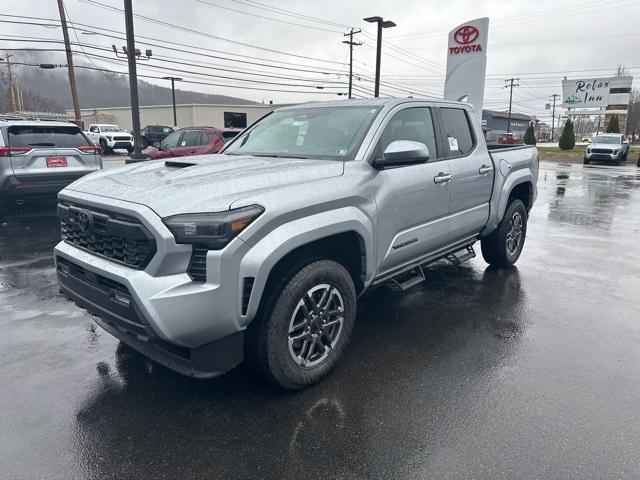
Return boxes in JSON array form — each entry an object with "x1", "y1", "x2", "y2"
[{"x1": 1, "y1": 161, "x2": 639, "y2": 479}]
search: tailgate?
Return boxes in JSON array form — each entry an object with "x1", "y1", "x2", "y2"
[{"x1": 10, "y1": 148, "x2": 99, "y2": 178}]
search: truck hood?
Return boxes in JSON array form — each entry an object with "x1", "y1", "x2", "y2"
[{"x1": 65, "y1": 154, "x2": 345, "y2": 217}]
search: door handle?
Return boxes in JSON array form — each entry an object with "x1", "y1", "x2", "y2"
[
  {"x1": 479, "y1": 164, "x2": 493, "y2": 174},
  {"x1": 434, "y1": 172, "x2": 452, "y2": 184}
]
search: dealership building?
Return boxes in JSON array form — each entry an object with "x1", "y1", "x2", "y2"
[{"x1": 481, "y1": 110, "x2": 532, "y2": 141}]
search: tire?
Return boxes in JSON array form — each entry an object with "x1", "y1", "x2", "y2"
[
  {"x1": 583, "y1": 157, "x2": 590, "y2": 165},
  {"x1": 614, "y1": 157, "x2": 621, "y2": 166},
  {"x1": 481, "y1": 199, "x2": 528, "y2": 268},
  {"x1": 127, "y1": 146, "x2": 134, "y2": 154},
  {"x1": 99, "y1": 139, "x2": 110, "y2": 155},
  {"x1": 140, "y1": 136, "x2": 149, "y2": 149},
  {"x1": 246, "y1": 258, "x2": 357, "y2": 390},
  {"x1": 637, "y1": 156, "x2": 640, "y2": 168}
]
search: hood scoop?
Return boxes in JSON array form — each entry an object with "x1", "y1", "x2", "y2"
[{"x1": 165, "y1": 160, "x2": 197, "y2": 168}]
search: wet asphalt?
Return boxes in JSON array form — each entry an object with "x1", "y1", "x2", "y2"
[{"x1": 1, "y1": 161, "x2": 639, "y2": 479}]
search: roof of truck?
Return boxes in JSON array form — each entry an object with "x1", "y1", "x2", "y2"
[{"x1": 277, "y1": 97, "x2": 473, "y2": 111}]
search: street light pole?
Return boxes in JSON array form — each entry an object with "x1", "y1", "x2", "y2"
[
  {"x1": 163, "y1": 76, "x2": 182, "y2": 127},
  {"x1": 123, "y1": 0, "x2": 145, "y2": 160},
  {"x1": 549, "y1": 94, "x2": 560, "y2": 142},
  {"x1": 363, "y1": 16, "x2": 396, "y2": 98}
]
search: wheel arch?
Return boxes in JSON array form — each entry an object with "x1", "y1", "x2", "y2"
[{"x1": 238, "y1": 208, "x2": 374, "y2": 327}]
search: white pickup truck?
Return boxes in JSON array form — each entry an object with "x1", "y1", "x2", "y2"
[{"x1": 85, "y1": 124, "x2": 134, "y2": 155}]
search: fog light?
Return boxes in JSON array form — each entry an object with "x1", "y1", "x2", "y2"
[{"x1": 113, "y1": 292, "x2": 131, "y2": 306}]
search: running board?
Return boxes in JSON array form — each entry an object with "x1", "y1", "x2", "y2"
[
  {"x1": 446, "y1": 245, "x2": 476, "y2": 266},
  {"x1": 385, "y1": 267, "x2": 426, "y2": 292}
]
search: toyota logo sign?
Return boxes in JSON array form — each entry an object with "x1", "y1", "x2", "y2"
[
  {"x1": 454, "y1": 25, "x2": 479, "y2": 45},
  {"x1": 77, "y1": 210, "x2": 94, "y2": 233}
]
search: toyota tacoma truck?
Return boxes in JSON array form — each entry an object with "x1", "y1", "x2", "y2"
[
  {"x1": 55, "y1": 98, "x2": 538, "y2": 389},
  {"x1": 85, "y1": 123, "x2": 134, "y2": 155}
]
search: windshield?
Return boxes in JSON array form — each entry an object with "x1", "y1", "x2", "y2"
[
  {"x1": 101, "y1": 125, "x2": 123, "y2": 132},
  {"x1": 593, "y1": 136, "x2": 620, "y2": 144},
  {"x1": 224, "y1": 106, "x2": 381, "y2": 160}
]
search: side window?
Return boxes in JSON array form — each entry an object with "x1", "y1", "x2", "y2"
[
  {"x1": 181, "y1": 130, "x2": 203, "y2": 147},
  {"x1": 378, "y1": 107, "x2": 438, "y2": 161},
  {"x1": 439, "y1": 108, "x2": 476, "y2": 156},
  {"x1": 90, "y1": 126, "x2": 99, "y2": 133}
]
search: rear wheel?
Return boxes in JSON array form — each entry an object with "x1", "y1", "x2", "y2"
[
  {"x1": 481, "y1": 199, "x2": 528, "y2": 268},
  {"x1": 246, "y1": 258, "x2": 356, "y2": 389}
]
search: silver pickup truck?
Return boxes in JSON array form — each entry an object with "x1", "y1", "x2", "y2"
[{"x1": 55, "y1": 98, "x2": 538, "y2": 389}]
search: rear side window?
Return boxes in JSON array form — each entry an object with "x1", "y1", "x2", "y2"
[
  {"x1": 182, "y1": 130, "x2": 208, "y2": 147},
  {"x1": 439, "y1": 108, "x2": 476, "y2": 156},
  {"x1": 8, "y1": 125, "x2": 90, "y2": 148}
]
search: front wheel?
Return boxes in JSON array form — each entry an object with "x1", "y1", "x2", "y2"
[
  {"x1": 247, "y1": 259, "x2": 356, "y2": 389},
  {"x1": 583, "y1": 157, "x2": 590, "y2": 165},
  {"x1": 481, "y1": 199, "x2": 528, "y2": 268},
  {"x1": 99, "y1": 139, "x2": 111, "y2": 155}
]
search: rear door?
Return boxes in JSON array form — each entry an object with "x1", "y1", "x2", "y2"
[
  {"x1": 172, "y1": 130, "x2": 207, "y2": 157},
  {"x1": 373, "y1": 106, "x2": 453, "y2": 274},
  {"x1": 439, "y1": 107, "x2": 493, "y2": 243},
  {"x1": 7, "y1": 125, "x2": 100, "y2": 179}
]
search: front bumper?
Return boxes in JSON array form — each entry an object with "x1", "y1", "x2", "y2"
[
  {"x1": 56, "y1": 256, "x2": 243, "y2": 377},
  {"x1": 54, "y1": 190, "x2": 251, "y2": 376},
  {"x1": 105, "y1": 138, "x2": 134, "y2": 149}
]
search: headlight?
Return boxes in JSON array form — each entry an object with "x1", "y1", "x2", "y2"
[
  {"x1": 106, "y1": 135, "x2": 113, "y2": 140},
  {"x1": 163, "y1": 205, "x2": 264, "y2": 249},
  {"x1": 586, "y1": 148, "x2": 591, "y2": 153},
  {"x1": 613, "y1": 149, "x2": 619, "y2": 155}
]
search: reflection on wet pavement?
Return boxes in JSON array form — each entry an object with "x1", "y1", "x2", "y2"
[{"x1": 1, "y1": 163, "x2": 639, "y2": 479}]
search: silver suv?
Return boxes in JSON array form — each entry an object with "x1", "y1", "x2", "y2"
[{"x1": 0, "y1": 120, "x2": 102, "y2": 203}]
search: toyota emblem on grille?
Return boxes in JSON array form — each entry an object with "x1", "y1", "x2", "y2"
[
  {"x1": 77, "y1": 210, "x2": 94, "y2": 233},
  {"x1": 454, "y1": 25, "x2": 479, "y2": 45}
]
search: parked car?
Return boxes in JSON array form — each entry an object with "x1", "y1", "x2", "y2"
[
  {"x1": 85, "y1": 124, "x2": 134, "y2": 155},
  {"x1": 584, "y1": 133, "x2": 630, "y2": 165},
  {"x1": 55, "y1": 98, "x2": 538, "y2": 389},
  {"x1": 140, "y1": 124, "x2": 174, "y2": 149},
  {"x1": 0, "y1": 119, "x2": 102, "y2": 204},
  {"x1": 141, "y1": 126, "x2": 240, "y2": 160},
  {"x1": 496, "y1": 132, "x2": 519, "y2": 144}
]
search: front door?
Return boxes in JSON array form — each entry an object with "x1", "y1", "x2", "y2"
[
  {"x1": 374, "y1": 106, "x2": 453, "y2": 274},
  {"x1": 439, "y1": 107, "x2": 493, "y2": 243}
]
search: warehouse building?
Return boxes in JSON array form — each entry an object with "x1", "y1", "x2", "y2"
[
  {"x1": 481, "y1": 110, "x2": 532, "y2": 141},
  {"x1": 76, "y1": 103, "x2": 279, "y2": 131}
]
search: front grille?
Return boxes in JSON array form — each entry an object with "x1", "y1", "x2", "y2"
[
  {"x1": 58, "y1": 202, "x2": 156, "y2": 269},
  {"x1": 591, "y1": 148, "x2": 613, "y2": 154},
  {"x1": 187, "y1": 245, "x2": 208, "y2": 282},
  {"x1": 113, "y1": 136, "x2": 131, "y2": 141}
]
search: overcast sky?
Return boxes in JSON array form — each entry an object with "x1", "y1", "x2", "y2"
[{"x1": 3, "y1": 0, "x2": 639, "y2": 122}]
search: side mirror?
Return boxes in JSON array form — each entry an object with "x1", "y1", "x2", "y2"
[{"x1": 373, "y1": 140, "x2": 429, "y2": 169}]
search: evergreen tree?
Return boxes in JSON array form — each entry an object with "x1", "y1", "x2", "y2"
[
  {"x1": 558, "y1": 119, "x2": 576, "y2": 150},
  {"x1": 606, "y1": 114, "x2": 620, "y2": 133},
  {"x1": 523, "y1": 123, "x2": 536, "y2": 145}
]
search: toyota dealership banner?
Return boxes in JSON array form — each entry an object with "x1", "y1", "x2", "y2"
[{"x1": 444, "y1": 17, "x2": 489, "y2": 121}]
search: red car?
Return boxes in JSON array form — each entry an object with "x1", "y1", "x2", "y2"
[
  {"x1": 496, "y1": 132, "x2": 519, "y2": 145},
  {"x1": 142, "y1": 126, "x2": 241, "y2": 160}
]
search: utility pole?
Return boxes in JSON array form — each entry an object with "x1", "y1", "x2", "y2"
[
  {"x1": 57, "y1": 0, "x2": 82, "y2": 126},
  {"x1": 549, "y1": 94, "x2": 560, "y2": 142},
  {"x1": 504, "y1": 78, "x2": 520, "y2": 133},
  {"x1": 364, "y1": 16, "x2": 396, "y2": 98},
  {"x1": 163, "y1": 76, "x2": 182, "y2": 127},
  {"x1": 342, "y1": 28, "x2": 361, "y2": 99},
  {"x1": 4, "y1": 54, "x2": 17, "y2": 111},
  {"x1": 123, "y1": 0, "x2": 145, "y2": 160}
]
